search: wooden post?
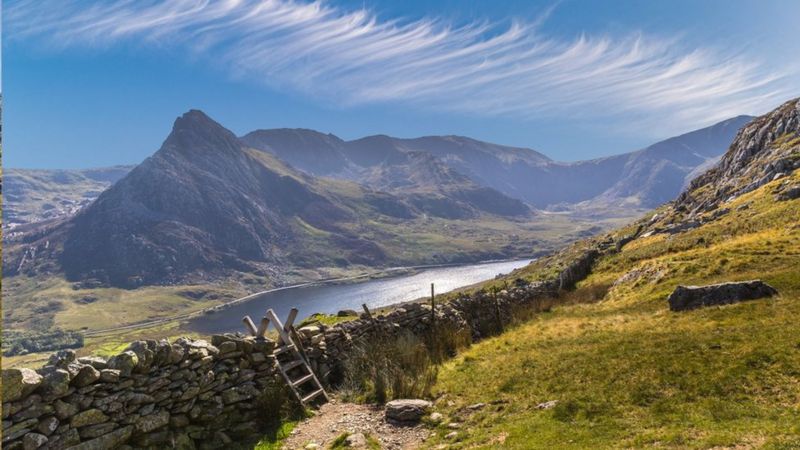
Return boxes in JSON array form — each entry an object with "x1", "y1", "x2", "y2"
[
  {"x1": 492, "y1": 287, "x2": 504, "y2": 333},
  {"x1": 242, "y1": 316, "x2": 258, "y2": 336},
  {"x1": 284, "y1": 308, "x2": 299, "y2": 332},
  {"x1": 430, "y1": 283, "x2": 436, "y2": 327},
  {"x1": 361, "y1": 303, "x2": 374, "y2": 321},
  {"x1": 256, "y1": 316, "x2": 270, "y2": 337}
]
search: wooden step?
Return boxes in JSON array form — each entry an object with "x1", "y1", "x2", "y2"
[
  {"x1": 292, "y1": 373, "x2": 314, "y2": 387},
  {"x1": 281, "y1": 360, "x2": 304, "y2": 372},
  {"x1": 301, "y1": 389, "x2": 325, "y2": 404},
  {"x1": 273, "y1": 344, "x2": 295, "y2": 355}
]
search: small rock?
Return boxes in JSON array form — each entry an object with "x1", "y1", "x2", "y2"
[
  {"x1": 385, "y1": 399, "x2": 432, "y2": 423},
  {"x1": 445, "y1": 431, "x2": 459, "y2": 439},
  {"x1": 22, "y1": 432, "x2": 49, "y2": 449},
  {"x1": 100, "y1": 369, "x2": 121, "y2": 383},
  {"x1": 345, "y1": 432, "x2": 368, "y2": 448},
  {"x1": 37, "y1": 416, "x2": 60, "y2": 436},
  {"x1": 71, "y1": 408, "x2": 109, "y2": 428},
  {"x1": 77, "y1": 356, "x2": 108, "y2": 370},
  {"x1": 466, "y1": 403, "x2": 486, "y2": 411},
  {"x1": 304, "y1": 443, "x2": 319, "y2": 449},
  {"x1": 428, "y1": 412, "x2": 444, "y2": 424},
  {"x1": 446, "y1": 422, "x2": 461, "y2": 429},
  {"x1": 536, "y1": 400, "x2": 558, "y2": 410}
]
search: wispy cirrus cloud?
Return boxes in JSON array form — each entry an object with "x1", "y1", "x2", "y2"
[{"x1": 5, "y1": 0, "x2": 794, "y2": 133}]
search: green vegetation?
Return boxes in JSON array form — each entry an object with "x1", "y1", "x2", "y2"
[
  {"x1": 298, "y1": 312, "x2": 356, "y2": 328},
  {"x1": 253, "y1": 421, "x2": 299, "y2": 450},
  {"x1": 2, "y1": 329, "x2": 84, "y2": 356},
  {"x1": 328, "y1": 431, "x2": 381, "y2": 449},
  {"x1": 422, "y1": 172, "x2": 800, "y2": 448}
]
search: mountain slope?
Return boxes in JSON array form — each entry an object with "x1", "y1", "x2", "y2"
[
  {"x1": 3, "y1": 166, "x2": 133, "y2": 233},
  {"x1": 243, "y1": 116, "x2": 753, "y2": 210},
  {"x1": 424, "y1": 99, "x2": 800, "y2": 448}
]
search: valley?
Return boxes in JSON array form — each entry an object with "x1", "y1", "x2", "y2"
[{"x1": 0, "y1": 106, "x2": 755, "y2": 374}]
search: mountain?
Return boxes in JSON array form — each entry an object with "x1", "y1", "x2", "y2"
[
  {"x1": 425, "y1": 99, "x2": 800, "y2": 448},
  {"x1": 243, "y1": 116, "x2": 753, "y2": 210},
  {"x1": 4, "y1": 111, "x2": 542, "y2": 287},
  {"x1": 5, "y1": 116, "x2": 751, "y2": 236},
  {"x1": 3, "y1": 166, "x2": 133, "y2": 233}
]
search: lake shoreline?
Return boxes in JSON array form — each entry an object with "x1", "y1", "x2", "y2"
[{"x1": 186, "y1": 257, "x2": 537, "y2": 335}]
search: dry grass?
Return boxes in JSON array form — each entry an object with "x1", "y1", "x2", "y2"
[{"x1": 423, "y1": 173, "x2": 800, "y2": 449}]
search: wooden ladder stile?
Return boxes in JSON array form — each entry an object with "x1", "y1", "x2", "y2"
[{"x1": 243, "y1": 308, "x2": 329, "y2": 408}]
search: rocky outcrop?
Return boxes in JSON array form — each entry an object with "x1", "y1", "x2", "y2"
[
  {"x1": 676, "y1": 98, "x2": 800, "y2": 214},
  {"x1": 667, "y1": 280, "x2": 778, "y2": 311}
]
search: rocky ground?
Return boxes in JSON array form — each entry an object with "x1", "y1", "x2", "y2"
[{"x1": 281, "y1": 400, "x2": 431, "y2": 449}]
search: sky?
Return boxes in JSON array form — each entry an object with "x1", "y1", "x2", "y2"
[{"x1": 4, "y1": 0, "x2": 800, "y2": 169}]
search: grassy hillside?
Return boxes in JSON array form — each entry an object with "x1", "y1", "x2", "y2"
[{"x1": 423, "y1": 171, "x2": 800, "y2": 449}]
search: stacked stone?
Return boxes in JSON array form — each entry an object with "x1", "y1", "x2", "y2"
[{"x1": 2, "y1": 335, "x2": 276, "y2": 450}]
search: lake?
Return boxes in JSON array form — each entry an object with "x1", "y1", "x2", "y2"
[{"x1": 186, "y1": 259, "x2": 532, "y2": 334}]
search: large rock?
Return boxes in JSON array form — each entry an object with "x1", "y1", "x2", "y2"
[
  {"x1": 667, "y1": 280, "x2": 778, "y2": 311},
  {"x1": 38, "y1": 369, "x2": 71, "y2": 398},
  {"x1": 2, "y1": 368, "x2": 43, "y2": 402},
  {"x1": 385, "y1": 399, "x2": 432, "y2": 423},
  {"x1": 107, "y1": 351, "x2": 139, "y2": 377},
  {"x1": 72, "y1": 365, "x2": 101, "y2": 387}
]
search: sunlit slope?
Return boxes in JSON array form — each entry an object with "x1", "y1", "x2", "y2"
[{"x1": 426, "y1": 170, "x2": 800, "y2": 449}]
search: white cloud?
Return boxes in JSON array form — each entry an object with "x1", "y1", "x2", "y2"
[{"x1": 5, "y1": 0, "x2": 794, "y2": 133}]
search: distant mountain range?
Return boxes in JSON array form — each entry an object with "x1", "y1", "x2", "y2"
[
  {"x1": 242, "y1": 115, "x2": 753, "y2": 210},
  {"x1": 3, "y1": 166, "x2": 133, "y2": 233},
  {"x1": 2, "y1": 111, "x2": 755, "y2": 287}
]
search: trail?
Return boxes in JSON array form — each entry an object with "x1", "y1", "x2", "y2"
[{"x1": 281, "y1": 400, "x2": 429, "y2": 449}]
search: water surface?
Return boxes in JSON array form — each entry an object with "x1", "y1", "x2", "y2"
[{"x1": 186, "y1": 259, "x2": 532, "y2": 334}]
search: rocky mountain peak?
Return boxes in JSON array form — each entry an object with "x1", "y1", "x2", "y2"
[
  {"x1": 676, "y1": 98, "x2": 800, "y2": 213},
  {"x1": 162, "y1": 109, "x2": 241, "y2": 156}
]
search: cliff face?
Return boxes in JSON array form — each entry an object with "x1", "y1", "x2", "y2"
[{"x1": 676, "y1": 99, "x2": 800, "y2": 213}]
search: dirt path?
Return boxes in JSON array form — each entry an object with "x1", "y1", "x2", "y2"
[{"x1": 281, "y1": 400, "x2": 430, "y2": 449}]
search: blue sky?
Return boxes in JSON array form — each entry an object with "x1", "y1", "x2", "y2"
[{"x1": 4, "y1": 0, "x2": 800, "y2": 169}]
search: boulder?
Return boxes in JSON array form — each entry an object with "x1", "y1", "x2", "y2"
[
  {"x1": 2, "y1": 368, "x2": 43, "y2": 402},
  {"x1": 385, "y1": 399, "x2": 432, "y2": 423},
  {"x1": 776, "y1": 185, "x2": 800, "y2": 201},
  {"x1": 667, "y1": 280, "x2": 778, "y2": 311}
]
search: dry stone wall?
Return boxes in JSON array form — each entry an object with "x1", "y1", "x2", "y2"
[
  {"x1": 2, "y1": 247, "x2": 604, "y2": 449},
  {"x1": 3, "y1": 336, "x2": 278, "y2": 450}
]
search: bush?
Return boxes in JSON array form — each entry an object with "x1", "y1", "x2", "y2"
[
  {"x1": 2, "y1": 329, "x2": 84, "y2": 356},
  {"x1": 341, "y1": 330, "x2": 438, "y2": 403}
]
